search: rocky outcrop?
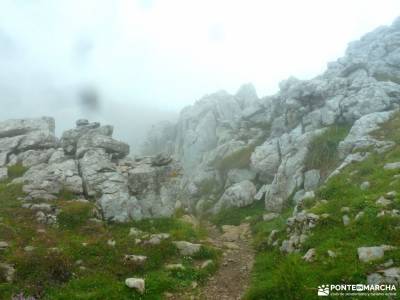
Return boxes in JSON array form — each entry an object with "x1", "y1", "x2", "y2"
[
  {"x1": 0, "y1": 118, "x2": 184, "y2": 222},
  {"x1": 4, "y1": 18, "x2": 400, "y2": 221},
  {"x1": 214, "y1": 180, "x2": 257, "y2": 213},
  {"x1": 0, "y1": 117, "x2": 57, "y2": 167},
  {"x1": 142, "y1": 17, "x2": 400, "y2": 215}
]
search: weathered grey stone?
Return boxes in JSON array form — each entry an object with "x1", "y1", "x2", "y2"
[
  {"x1": 214, "y1": 180, "x2": 257, "y2": 212},
  {"x1": 0, "y1": 152, "x2": 8, "y2": 167},
  {"x1": 123, "y1": 255, "x2": 147, "y2": 266},
  {"x1": 19, "y1": 158, "x2": 83, "y2": 199},
  {"x1": 173, "y1": 241, "x2": 201, "y2": 256},
  {"x1": 303, "y1": 169, "x2": 320, "y2": 191},
  {"x1": 342, "y1": 215, "x2": 350, "y2": 226},
  {"x1": 250, "y1": 139, "x2": 280, "y2": 183},
  {"x1": 76, "y1": 134, "x2": 129, "y2": 159},
  {"x1": 0, "y1": 167, "x2": 7, "y2": 181},
  {"x1": 201, "y1": 260, "x2": 214, "y2": 269},
  {"x1": 338, "y1": 111, "x2": 395, "y2": 158},
  {"x1": 76, "y1": 119, "x2": 89, "y2": 127},
  {"x1": 125, "y1": 278, "x2": 145, "y2": 294},
  {"x1": 376, "y1": 196, "x2": 392, "y2": 207},
  {"x1": 384, "y1": 162, "x2": 400, "y2": 170},
  {"x1": 263, "y1": 212, "x2": 279, "y2": 222},
  {"x1": 145, "y1": 233, "x2": 170, "y2": 245},
  {"x1": 18, "y1": 148, "x2": 55, "y2": 167},
  {"x1": 360, "y1": 181, "x2": 370, "y2": 190},
  {"x1": 0, "y1": 117, "x2": 55, "y2": 139},
  {"x1": 60, "y1": 122, "x2": 112, "y2": 155},
  {"x1": 0, "y1": 241, "x2": 9, "y2": 250},
  {"x1": 302, "y1": 248, "x2": 316, "y2": 262},
  {"x1": 357, "y1": 245, "x2": 396, "y2": 263},
  {"x1": 165, "y1": 263, "x2": 185, "y2": 271},
  {"x1": 151, "y1": 153, "x2": 172, "y2": 166},
  {"x1": 0, "y1": 263, "x2": 15, "y2": 282},
  {"x1": 225, "y1": 168, "x2": 256, "y2": 187}
]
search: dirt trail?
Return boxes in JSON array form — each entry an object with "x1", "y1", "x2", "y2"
[
  {"x1": 169, "y1": 222, "x2": 255, "y2": 300},
  {"x1": 198, "y1": 223, "x2": 255, "y2": 300}
]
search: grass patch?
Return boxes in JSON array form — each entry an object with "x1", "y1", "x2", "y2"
[
  {"x1": 304, "y1": 124, "x2": 351, "y2": 176},
  {"x1": 0, "y1": 181, "x2": 218, "y2": 299},
  {"x1": 211, "y1": 200, "x2": 265, "y2": 227},
  {"x1": 7, "y1": 164, "x2": 28, "y2": 179},
  {"x1": 216, "y1": 145, "x2": 257, "y2": 172},
  {"x1": 57, "y1": 202, "x2": 93, "y2": 230},
  {"x1": 245, "y1": 114, "x2": 400, "y2": 299}
]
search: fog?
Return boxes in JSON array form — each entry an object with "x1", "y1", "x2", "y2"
[{"x1": 0, "y1": 0, "x2": 399, "y2": 153}]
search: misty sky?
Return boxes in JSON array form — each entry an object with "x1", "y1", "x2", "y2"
[{"x1": 0, "y1": 0, "x2": 399, "y2": 153}]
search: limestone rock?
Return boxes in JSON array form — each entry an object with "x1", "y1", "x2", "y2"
[
  {"x1": 376, "y1": 196, "x2": 392, "y2": 207},
  {"x1": 384, "y1": 162, "x2": 400, "y2": 170},
  {"x1": 0, "y1": 167, "x2": 7, "y2": 181},
  {"x1": 357, "y1": 245, "x2": 396, "y2": 263},
  {"x1": 60, "y1": 121, "x2": 112, "y2": 155},
  {"x1": 145, "y1": 233, "x2": 171, "y2": 245},
  {"x1": 360, "y1": 181, "x2": 370, "y2": 190},
  {"x1": 214, "y1": 180, "x2": 256, "y2": 213},
  {"x1": 0, "y1": 241, "x2": 9, "y2": 250},
  {"x1": 123, "y1": 255, "x2": 147, "y2": 266},
  {"x1": 250, "y1": 139, "x2": 281, "y2": 183},
  {"x1": 165, "y1": 263, "x2": 185, "y2": 271},
  {"x1": 125, "y1": 278, "x2": 145, "y2": 294},
  {"x1": 201, "y1": 260, "x2": 214, "y2": 269},
  {"x1": 263, "y1": 212, "x2": 279, "y2": 222},
  {"x1": 76, "y1": 134, "x2": 129, "y2": 159},
  {"x1": 225, "y1": 168, "x2": 256, "y2": 187},
  {"x1": 303, "y1": 169, "x2": 320, "y2": 191},
  {"x1": 173, "y1": 241, "x2": 201, "y2": 256},
  {"x1": 0, "y1": 117, "x2": 55, "y2": 138},
  {"x1": 342, "y1": 215, "x2": 350, "y2": 226},
  {"x1": 303, "y1": 248, "x2": 316, "y2": 262},
  {"x1": 338, "y1": 111, "x2": 395, "y2": 158},
  {"x1": 0, "y1": 263, "x2": 15, "y2": 282}
]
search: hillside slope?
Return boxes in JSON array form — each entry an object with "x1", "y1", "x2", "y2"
[{"x1": 241, "y1": 111, "x2": 400, "y2": 299}]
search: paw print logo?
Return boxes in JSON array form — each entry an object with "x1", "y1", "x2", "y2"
[{"x1": 318, "y1": 285, "x2": 330, "y2": 296}]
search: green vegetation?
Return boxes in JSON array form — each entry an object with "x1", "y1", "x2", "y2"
[
  {"x1": 304, "y1": 124, "x2": 351, "y2": 176},
  {"x1": 0, "y1": 182, "x2": 218, "y2": 299},
  {"x1": 7, "y1": 163, "x2": 28, "y2": 179},
  {"x1": 211, "y1": 201, "x2": 265, "y2": 227},
  {"x1": 373, "y1": 72, "x2": 400, "y2": 85},
  {"x1": 216, "y1": 144, "x2": 257, "y2": 173},
  {"x1": 244, "y1": 114, "x2": 400, "y2": 299}
]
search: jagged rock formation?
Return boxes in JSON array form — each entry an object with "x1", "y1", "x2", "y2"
[
  {"x1": 0, "y1": 118, "x2": 181, "y2": 222},
  {"x1": 2, "y1": 18, "x2": 400, "y2": 222},
  {"x1": 142, "y1": 17, "x2": 400, "y2": 214}
]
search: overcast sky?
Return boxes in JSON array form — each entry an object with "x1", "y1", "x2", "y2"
[{"x1": 0, "y1": 0, "x2": 399, "y2": 152}]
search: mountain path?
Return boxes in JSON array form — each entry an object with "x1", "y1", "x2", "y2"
[{"x1": 168, "y1": 222, "x2": 255, "y2": 300}]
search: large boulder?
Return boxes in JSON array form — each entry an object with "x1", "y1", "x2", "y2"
[
  {"x1": 76, "y1": 134, "x2": 129, "y2": 159},
  {"x1": 0, "y1": 117, "x2": 55, "y2": 138},
  {"x1": 338, "y1": 111, "x2": 395, "y2": 158},
  {"x1": 0, "y1": 117, "x2": 58, "y2": 167},
  {"x1": 128, "y1": 159, "x2": 182, "y2": 218},
  {"x1": 214, "y1": 180, "x2": 257, "y2": 213},
  {"x1": 18, "y1": 153, "x2": 83, "y2": 200},
  {"x1": 79, "y1": 148, "x2": 142, "y2": 222},
  {"x1": 60, "y1": 121, "x2": 113, "y2": 155},
  {"x1": 17, "y1": 149, "x2": 55, "y2": 167},
  {"x1": 225, "y1": 168, "x2": 256, "y2": 187},
  {"x1": 250, "y1": 138, "x2": 281, "y2": 183}
]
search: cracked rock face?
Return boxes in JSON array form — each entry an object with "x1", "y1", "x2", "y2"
[
  {"x1": 0, "y1": 117, "x2": 184, "y2": 222},
  {"x1": 141, "y1": 17, "x2": 400, "y2": 214},
  {"x1": 3, "y1": 18, "x2": 400, "y2": 221}
]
